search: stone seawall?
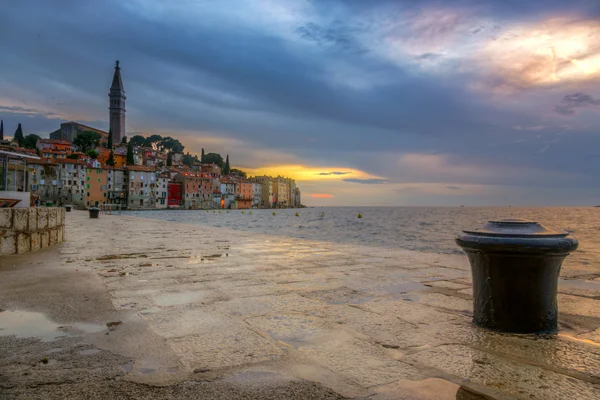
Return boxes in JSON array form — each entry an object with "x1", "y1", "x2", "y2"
[{"x1": 0, "y1": 207, "x2": 65, "y2": 255}]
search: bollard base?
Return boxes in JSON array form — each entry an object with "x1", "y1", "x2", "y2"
[
  {"x1": 466, "y1": 250, "x2": 564, "y2": 334},
  {"x1": 88, "y1": 208, "x2": 100, "y2": 219}
]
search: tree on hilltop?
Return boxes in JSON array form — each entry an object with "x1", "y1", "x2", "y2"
[
  {"x1": 0, "y1": 119, "x2": 4, "y2": 141},
  {"x1": 121, "y1": 135, "x2": 128, "y2": 144},
  {"x1": 73, "y1": 131, "x2": 101, "y2": 152},
  {"x1": 14, "y1": 123, "x2": 24, "y2": 146},
  {"x1": 167, "y1": 152, "x2": 173, "y2": 167},
  {"x1": 201, "y1": 148, "x2": 205, "y2": 163},
  {"x1": 230, "y1": 168, "x2": 246, "y2": 178},
  {"x1": 203, "y1": 153, "x2": 224, "y2": 168},
  {"x1": 87, "y1": 149, "x2": 98, "y2": 159},
  {"x1": 126, "y1": 141, "x2": 134, "y2": 165},
  {"x1": 22, "y1": 134, "x2": 41, "y2": 149},
  {"x1": 107, "y1": 129, "x2": 113, "y2": 149},
  {"x1": 223, "y1": 154, "x2": 230, "y2": 175},
  {"x1": 106, "y1": 150, "x2": 116, "y2": 166},
  {"x1": 129, "y1": 135, "x2": 146, "y2": 147}
]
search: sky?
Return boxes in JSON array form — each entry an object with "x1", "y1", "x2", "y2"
[{"x1": 1, "y1": 0, "x2": 599, "y2": 206}]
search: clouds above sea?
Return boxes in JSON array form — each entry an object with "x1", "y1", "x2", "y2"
[{"x1": 0, "y1": 0, "x2": 599, "y2": 205}]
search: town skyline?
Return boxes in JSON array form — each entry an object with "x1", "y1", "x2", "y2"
[{"x1": 1, "y1": 0, "x2": 599, "y2": 206}]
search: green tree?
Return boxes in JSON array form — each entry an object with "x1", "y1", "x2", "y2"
[
  {"x1": 66, "y1": 154, "x2": 79, "y2": 160},
  {"x1": 223, "y1": 154, "x2": 230, "y2": 175},
  {"x1": 129, "y1": 135, "x2": 146, "y2": 147},
  {"x1": 121, "y1": 135, "x2": 128, "y2": 144},
  {"x1": 182, "y1": 152, "x2": 200, "y2": 167},
  {"x1": 0, "y1": 119, "x2": 4, "y2": 141},
  {"x1": 143, "y1": 134, "x2": 162, "y2": 149},
  {"x1": 159, "y1": 136, "x2": 184, "y2": 153},
  {"x1": 167, "y1": 152, "x2": 173, "y2": 167},
  {"x1": 73, "y1": 131, "x2": 101, "y2": 152},
  {"x1": 107, "y1": 129, "x2": 113, "y2": 149},
  {"x1": 203, "y1": 153, "x2": 224, "y2": 168},
  {"x1": 22, "y1": 134, "x2": 41, "y2": 149},
  {"x1": 14, "y1": 123, "x2": 24, "y2": 146},
  {"x1": 87, "y1": 149, "x2": 98, "y2": 159},
  {"x1": 106, "y1": 150, "x2": 116, "y2": 166},
  {"x1": 230, "y1": 168, "x2": 246, "y2": 178},
  {"x1": 126, "y1": 141, "x2": 134, "y2": 165},
  {"x1": 201, "y1": 148, "x2": 205, "y2": 163}
]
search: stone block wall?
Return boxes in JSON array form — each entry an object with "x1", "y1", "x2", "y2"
[{"x1": 0, "y1": 208, "x2": 66, "y2": 256}]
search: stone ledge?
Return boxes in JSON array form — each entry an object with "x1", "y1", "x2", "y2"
[{"x1": 0, "y1": 207, "x2": 66, "y2": 255}]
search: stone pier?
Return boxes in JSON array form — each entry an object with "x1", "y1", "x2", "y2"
[{"x1": 0, "y1": 211, "x2": 599, "y2": 399}]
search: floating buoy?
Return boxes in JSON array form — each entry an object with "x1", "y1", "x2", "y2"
[
  {"x1": 272, "y1": 211, "x2": 276, "y2": 216},
  {"x1": 219, "y1": 210, "x2": 222, "y2": 213},
  {"x1": 206, "y1": 210, "x2": 209, "y2": 213},
  {"x1": 227, "y1": 210, "x2": 229, "y2": 213},
  {"x1": 295, "y1": 212, "x2": 299, "y2": 217},
  {"x1": 249, "y1": 211, "x2": 253, "y2": 215},
  {"x1": 357, "y1": 213, "x2": 362, "y2": 219},
  {"x1": 213, "y1": 210, "x2": 216, "y2": 213},
  {"x1": 242, "y1": 210, "x2": 245, "y2": 214}
]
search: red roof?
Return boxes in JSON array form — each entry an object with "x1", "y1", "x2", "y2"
[
  {"x1": 60, "y1": 158, "x2": 86, "y2": 165},
  {"x1": 38, "y1": 139, "x2": 71, "y2": 145},
  {"x1": 29, "y1": 157, "x2": 59, "y2": 165},
  {"x1": 125, "y1": 165, "x2": 156, "y2": 172}
]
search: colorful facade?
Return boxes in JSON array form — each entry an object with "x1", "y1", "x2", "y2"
[{"x1": 85, "y1": 166, "x2": 109, "y2": 208}]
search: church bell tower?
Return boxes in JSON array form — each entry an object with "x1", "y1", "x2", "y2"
[{"x1": 108, "y1": 60, "x2": 126, "y2": 144}]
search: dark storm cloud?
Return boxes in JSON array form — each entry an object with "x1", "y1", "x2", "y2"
[
  {"x1": 555, "y1": 93, "x2": 600, "y2": 115},
  {"x1": 0, "y1": 0, "x2": 599, "y2": 204}
]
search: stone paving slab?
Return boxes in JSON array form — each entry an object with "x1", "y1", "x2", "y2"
[{"x1": 2, "y1": 211, "x2": 600, "y2": 400}]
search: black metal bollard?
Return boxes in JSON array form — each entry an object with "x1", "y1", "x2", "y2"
[
  {"x1": 88, "y1": 207, "x2": 100, "y2": 219},
  {"x1": 65, "y1": 205, "x2": 72, "y2": 212},
  {"x1": 456, "y1": 219, "x2": 578, "y2": 334}
]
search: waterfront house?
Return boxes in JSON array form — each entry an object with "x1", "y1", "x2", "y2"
[
  {"x1": 58, "y1": 159, "x2": 87, "y2": 208},
  {"x1": 168, "y1": 182, "x2": 183, "y2": 208},
  {"x1": 174, "y1": 172, "x2": 203, "y2": 209},
  {"x1": 235, "y1": 180, "x2": 253, "y2": 209},
  {"x1": 126, "y1": 165, "x2": 157, "y2": 209},
  {"x1": 85, "y1": 165, "x2": 109, "y2": 208},
  {"x1": 28, "y1": 158, "x2": 60, "y2": 205},
  {"x1": 252, "y1": 182, "x2": 262, "y2": 208}
]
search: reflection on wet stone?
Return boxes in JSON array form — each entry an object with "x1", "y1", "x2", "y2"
[{"x1": 1, "y1": 210, "x2": 599, "y2": 399}]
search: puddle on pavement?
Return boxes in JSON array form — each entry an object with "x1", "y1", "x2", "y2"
[
  {"x1": 0, "y1": 310, "x2": 106, "y2": 342},
  {"x1": 371, "y1": 378, "x2": 486, "y2": 400}
]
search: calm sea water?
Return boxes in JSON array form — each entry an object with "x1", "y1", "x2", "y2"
[{"x1": 123, "y1": 207, "x2": 600, "y2": 270}]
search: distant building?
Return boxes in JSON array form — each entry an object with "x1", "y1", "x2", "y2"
[
  {"x1": 294, "y1": 187, "x2": 301, "y2": 207},
  {"x1": 85, "y1": 166, "x2": 109, "y2": 208},
  {"x1": 106, "y1": 168, "x2": 127, "y2": 208},
  {"x1": 28, "y1": 158, "x2": 60, "y2": 205},
  {"x1": 58, "y1": 159, "x2": 87, "y2": 208},
  {"x1": 200, "y1": 163, "x2": 221, "y2": 177},
  {"x1": 168, "y1": 182, "x2": 183, "y2": 208},
  {"x1": 236, "y1": 181, "x2": 253, "y2": 209},
  {"x1": 251, "y1": 182, "x2": 262, "y2": 208},
  {"x1": 126, "y1": 165, "x2": 157, "y2": 209},
  {"x1": 155, "y1": 172, "x2": 169, "y2": 208},
  {"x1": 273, "y1": 177, "x2": 289, "y2": 207},
  {"x1": 175, "y1": 172, "x2": 203, "y2": 209},
  {"x1": 109, "y1": 60, "x2": 126, "y2": 144},
  {"x1": 36, "y1": 139, "x2": 74, "y2": 153},
  {"x1": 49, "y1": 122, "x2": 108, "y2": 143},
  {"x1": 253, "y1": 176, "x2": 274, "y2": 208}
]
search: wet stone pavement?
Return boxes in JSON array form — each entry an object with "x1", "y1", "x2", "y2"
[{"x1": 0, "y1": 211, "x2": 599, "y2": 399}]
